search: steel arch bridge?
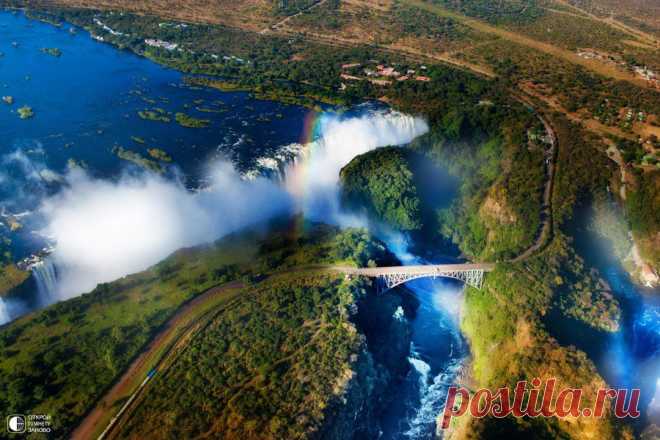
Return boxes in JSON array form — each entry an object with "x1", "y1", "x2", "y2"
[{"x1": 338, "y1": 263, "x2": 496, "y2": 294}]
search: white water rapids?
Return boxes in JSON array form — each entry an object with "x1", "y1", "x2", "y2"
[{"x1": 377, "y1": 243, "x2": 467, "y2": 439}]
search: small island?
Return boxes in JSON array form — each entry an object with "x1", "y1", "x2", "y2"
[
  {"x1": 17, "y1": 105, "x2": 34, "y2": 119},
  {"x1": 147, "y1": 148, "x2": 172, "y2": 162},
  {"x1": 113, "y1": 146, "x2": 163, "y2": 173},
  {"x1": 40, "y1": 47, "x2": 62, "y2": 57},
  {"x1": 175, "y1": 112, "x2": 210, "y2": 128},
  {"x1": 138, "y1": 108, "x2": 170, "y2": 123},
  {"x1": 2, "y1": 96, "x2": 13, "y2": 105}
]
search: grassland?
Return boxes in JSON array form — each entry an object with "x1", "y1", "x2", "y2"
[{"x1": 72, "y1": 281, "x2": 245, "y2": 440}]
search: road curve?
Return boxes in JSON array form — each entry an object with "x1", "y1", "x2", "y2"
[
  {"x1": 510, "y1": 94, "x2": 557, "y2": 263},
  {"x1": 72, "y1": 281, "x2": 243, "y2": 440}
]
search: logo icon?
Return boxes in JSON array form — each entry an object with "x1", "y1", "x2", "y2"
[{"x1": 7, "y1": 415, "x2": 25, "y2": 434}]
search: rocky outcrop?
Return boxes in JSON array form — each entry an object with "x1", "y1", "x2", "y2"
[{"x1": 480, "y1": 186, "x2": 517, "y2": 225}]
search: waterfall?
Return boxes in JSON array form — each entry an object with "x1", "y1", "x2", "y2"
[
  {"x1": 649, "y1": 378, "x2": 660, "y2": 424},
  {"x1": 283, "y1": 108, "x2": 428, "y2": 224},
  {"x1": 31, "y1": 258, "x2": 58, "y2": 304},
  {"x1": 251, "y1": 108, "x2": 428, "y2": 187},
  {"x1": 0, "y1": 298, "x2": 10, "y2": 325}
]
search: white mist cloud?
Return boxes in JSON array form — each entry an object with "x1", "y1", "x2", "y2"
[
  {"x1": 41, "y1": 162, "x2": 291, "y2": 298},
  {"x1": 37, "y1": 108, "x2": 428, "y2": 301},
  {"x1": 0, "y1": 296, "x2": 27, "y2": 326}
]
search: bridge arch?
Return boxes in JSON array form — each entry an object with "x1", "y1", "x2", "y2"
[
  {"x1": 375, "y1": 269, "x2": 486, "y2": 294},
  {"x1": 340, "y1": 263, "x2": 495, "y2": 294}
]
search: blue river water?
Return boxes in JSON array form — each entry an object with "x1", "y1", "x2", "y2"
[
  {"x1": 0, "y1": 9, "x2": 313, "y2": 258},
  {"x1": 379, "y1": 278, "x2": 466, "y2": 439},
  {"x1": 375, "y1": 232, "x2": 468, "y2": 439},
  {"x1": 557, "y1": 208, "x2": 660, "y2": 432}
]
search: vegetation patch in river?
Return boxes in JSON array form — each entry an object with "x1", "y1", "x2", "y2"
[
  {"x1": 40, "y1": 47, "x2": 62, "y2": 57},
  {"x1": 2, "y1": 95, "x2": 13, "y2": 105},
  {"x1": 113, "y1": 146, "x2": 163, "y2": 173},
  {"x1": 175, "y1": 112, "x2": 210, "y2": 128},
  {"x1": 147, "y1": 148, "x2": 172, "y2": 162},
  {"x1": 138, "y1": 107, "x2": 170, "y2": 123},
  {"x1": 17, "y1": 105, "x2": 34, "y2": 119},
  {"x1": 195, "y1": 106, "x2": 226, "y2": 113}
]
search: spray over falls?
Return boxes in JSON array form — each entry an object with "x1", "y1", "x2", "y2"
[{"x1": 36, "y1": 108, "x2": 428, "y2": 307}]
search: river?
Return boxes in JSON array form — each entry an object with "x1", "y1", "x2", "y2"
[
  {"x1": 0, "y1": 8, "x2": 314, "y2": 261},
  {"x1": 556, "y1": 206, "x2": 660, "y2": 432},
  {"x1": 378, "y1": 275, "x2": 467, "y2": 439}
]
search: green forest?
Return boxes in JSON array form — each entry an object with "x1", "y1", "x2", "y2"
[
  {"x1": 120, "y1": 273, "x2": 365, "y2": 439},
  {"x1": 340, "y1": 147, "x2": 423, "y2": 231}
]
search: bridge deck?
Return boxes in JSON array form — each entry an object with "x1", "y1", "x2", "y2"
[{"x1": 338, "y1": 263, "x2": 496, "y2": 277}]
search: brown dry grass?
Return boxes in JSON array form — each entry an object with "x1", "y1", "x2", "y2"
[
  {"x1": 46, "y1": 0, "x2": 274, "y2": 30},
  {"x1": 558, "y1": 0, "x2": 660, "y2": 41},
  {"x1": 403, "y1": 0, "x2": 653, "y2": 88}
]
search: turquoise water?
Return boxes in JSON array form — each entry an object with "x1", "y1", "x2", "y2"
[
  {"x1": 0, "y1": 10, "x2": 312, "y2": 258},
  {"x1": 564, "y1": 210, "x2": 660, "y2": 431}
]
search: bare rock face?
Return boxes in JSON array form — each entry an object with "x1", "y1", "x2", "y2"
[
  {"x1": 632, "y1": 242, "x2": 659, "y2": 288},
  {"x1": 480, "y1": 186, "x2": 517, "y2": 225}
]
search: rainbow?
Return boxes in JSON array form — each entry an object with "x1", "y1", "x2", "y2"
[
  {"x1": 301, "y1": 109, "x2": 323, "y2": 145},
  {"x1": 285, "y1": 109, "x2": 324, "y2": 196},
  {"x1": 284, "y1": 109, "x2": 325, "y2": 234}
]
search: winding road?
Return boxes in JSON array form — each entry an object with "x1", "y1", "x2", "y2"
[
  {"x1": 510, "y1": 96, "x2": 558, "y2": 262},
  {"x1": 72, "y1": 281, "x2": 244, "y2": 440}
]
